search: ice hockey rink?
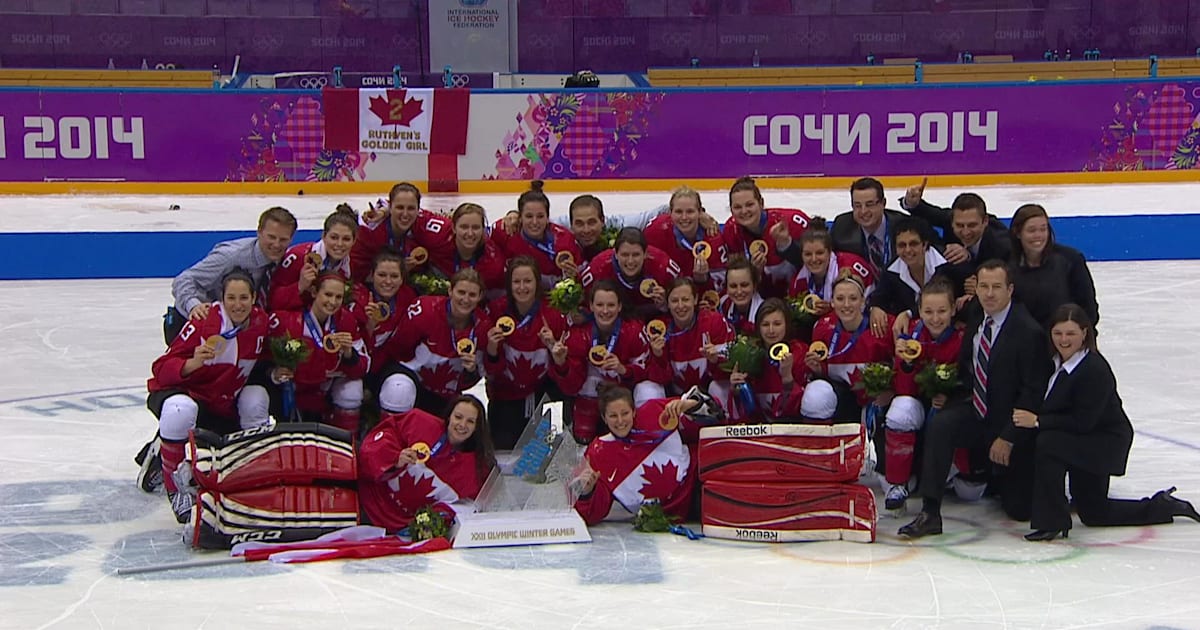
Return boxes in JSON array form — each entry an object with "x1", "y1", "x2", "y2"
[{"x1": 2, "y1": 183, "x2": 1200, "y2": 629}]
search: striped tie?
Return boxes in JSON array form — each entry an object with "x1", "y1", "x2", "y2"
[
  {"x1": 972, "y1": 317, "x2": 994, "y2": 419},
  {"x1": 868, "y1": 234, "x2": 885, "y2": 270},
  {"x1": 257, "y1": 263, "x2": 275, "y2": 307}
]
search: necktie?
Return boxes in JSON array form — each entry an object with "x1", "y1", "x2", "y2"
[
  {"x1": 868, "y1": 234, "x2": 884, "y2": 269},
  {"x1": 972, "y1": 317, "x2": 994, "y2": 419},
  {"x1": 257, "y1": 263, "x2": 276, "y2": 307}
]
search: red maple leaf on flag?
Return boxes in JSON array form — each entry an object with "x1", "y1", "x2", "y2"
[
  {"x1": 639, "y1": 460, "x2": 681, "y2": 502},
  {"x1": 396, "y1": 469, "x2": 439, "y2": 506},
  {"x1": 368, "y1": 90, "x2": 425, "y2": 127}
]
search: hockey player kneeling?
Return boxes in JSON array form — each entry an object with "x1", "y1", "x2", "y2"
[
  {"x1": 573, "y1": 387, "x2": 705, "y2": 525},
  {"x1": 357, "y1": 396, "x2": 496, "y2": 533},
  {"x1": 186, "y1": 423, "x2": 359, "y2": 549}
]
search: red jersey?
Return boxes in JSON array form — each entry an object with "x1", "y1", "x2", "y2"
[
  {"x1": 580, "y1": 246, "x2": 680, "y2": 321},
  {"x1": 350, "y1": 210, "x2": 455, "y2": 282},
  {"x1": 383, "y1": 296, "x2": 491, "y2": 399},
  {"x1": 646, "y1": 310, "x2": 736, "y2": 392},
  {"x1": 721, "y1": 208, "x2": 812, "y2": 297},
  {"x1": 345, "y1": 283, "x2": 420, "y2": 372},
  {"x1": 892, "y1": 320, "x2": 965, "y2": 398},
  {"x1": 748, "y1": 340, "x2": 810, "y2": 421},
  {"x1": 809, "y1": 313, "x2": 895, "y2": 403},
  {"x1": 549, "y1": 319, "x2": 650, "y2": 400},
  {"x1": 789, "y1": 251, "x2": 875, "y2": 301},
  {"x1": 267, "y1": 308, "x2": 369, "y2": 413},
  {"x1": 427, "y1": 241, "x2": 507, "y2": 300},
  {"x1": 718, "y1": 293, "x2": 765, "y2": 337},
  {"x1": 268, "y1": 241, "x2": 354, "y2": 312},
  {"x1": 489, "y1": 221, "x2": 583, "y2": 289},
  {"x1": 149, "y1": 303, "x2": 268, "y2": 419},
  {"x1": 574, "y1": 398, "x2": 694, "y2": 525},
  {"x1": 643, "y1": 213, "x2": 730, "y2": 292},
  {"x1": 482, "y1": 297, "x2": 569, "y2": 402},
  {"x1": 358, "y1": 409, "x2": 485, "y2": 531}
]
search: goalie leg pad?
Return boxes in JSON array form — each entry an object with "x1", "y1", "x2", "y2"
[
  {"x1": 701, "y1": 480, "x2": 876, "y2": 543},
  {"x1": 189, "y1": 484, "x2": 360, "y2": 550},
  {"x1": 698, "y1": 423, "x2": 866, "y2": 484},
  {"x1": 190, "y1": 422, "x2": 356, "y2": 492}
]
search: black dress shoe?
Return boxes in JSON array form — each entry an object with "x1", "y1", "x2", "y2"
[
  {"x1": 1024, "y1": 529, "x2": 1069, "y2": 542},
  {"x1": 1153, "y1": 486, "x2": 1200, "y2": 523},
  {"x1": 898, "y1": 511, "x2": 943, "y2": 538}
]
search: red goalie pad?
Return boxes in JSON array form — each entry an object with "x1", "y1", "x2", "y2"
[
  {"x1": 701, "y1": 481, "x2": 876, "y2": 543},
  {"x1": 189, "y1": 423, "x2": 356, "y2": 493},
  {"x1": 189, "y1": 484, "x2": 360, "y2": 550},
  {"x1": 697, "y1": 423, "x2": 865, "y2": 484}
]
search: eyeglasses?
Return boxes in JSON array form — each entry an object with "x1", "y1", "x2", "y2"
[{"x1": 852, "y1": 199, "x2": 883, "y2": 211}]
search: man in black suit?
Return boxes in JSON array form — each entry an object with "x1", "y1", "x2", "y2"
[
  {"x1": 831, "y1": 177, "x2": 920, "y2": 272},
  {"x1": 898, "y1": 259, "x2": 1052, "y2": 538},
  {"x1": 899, "y1": 182, "x2": 1013, "y2": 270}
]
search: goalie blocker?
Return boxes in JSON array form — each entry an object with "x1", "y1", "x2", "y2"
[
  {"x1": 697, "y1": 423, "x2": 866, "y2": 484},
  {"x1": 186, "y1": 423, "x2": 360, "y2": 549},
  {"x1": 702, "y1": 480, "x2": 877, "y2": 543}
]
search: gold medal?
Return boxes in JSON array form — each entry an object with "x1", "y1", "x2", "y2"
[
  {"x1": 692, "y1": 241, "x2": 712, "y2": 260},
  {"x1": 802, "y1": 293, "x2": 820, "y2": 314},
  {"x1": 646, "y1": 319, "x2": 667, "y2": 339},
  {"x1": 898, "y1": 339, "x2": 923, "y2": 362},
  {"x1": 409, "y1": 246, "x2": 429, "y2": 265},
  {"x1": 659, "y1": 412, "x2": 679, "y2": 431},
  {"x1": 205, "y1": 336, "x2": 226, "y2": 354},
  {"x1": 639, "y1": 278, "x2": 660, "y2": 298},
  {"x1": 701, "y1": 290, "x2": 721, "y2": 308},
  {"x1": 749, "y1": 240, "x2": 769, "y2": 257},
  {"x1": 322, "y1": 334, "x2": 339, "y2": 353},
  {"x1": 588, "y1": 345, "x2": 609, "y2": 366},
  {"x1": 809, "y1": 341, "x2": 829, "y2": 361},
  {"x1": 555, "y1": 251, "x2": 575, "y2": 270},
  {"x1": 769, "y1": 342, "x2": 791, "y2": 362},
  {"x1": 456, "y1": 338, "x2": 476, "y2": 355},
  {"x1": 496, "y1": 316, "x2": 516, "y2": 336},
  {"x1": 304, "y1": 251, "x2": 323, "y2": 268},
  {"x1": 411, "y1": 442, "x2": 432, "y2": 463}
]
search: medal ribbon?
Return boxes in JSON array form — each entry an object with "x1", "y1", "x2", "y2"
[
  {"x1": 446, "y1": 301, "x2": 476, "y2": 354},
  {"x1": 370, "y1": 288, "x2": 397, "y2": 320},
  {"x1": 827, "y1": 316, "x2": 868, "y2": 360},
  {"x1": 741, "y1": 212, "x2": 769, "y2": 257},
  {"x1": 523, "y1": 231, "x2": 557, "y2": 261},
  {"x1": 610, "y1": 254, "x2": 639, "y2": 291},
  {"x1": 674, "y1": 225, "x2": 700, "y2": 253},
  {"x1": 509, "y1": 300, "x2": 540, "y2": 330},
  {"x1": 303, "y1": 309, "x2": 335, "y2": 344},
  {"x1": 591, "y1": 318, "x2": 623, "y2": 358}
]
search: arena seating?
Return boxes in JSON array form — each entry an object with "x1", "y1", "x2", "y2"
[{"x1": 0, "y1": 68, "x2": 216, "y2": 88}]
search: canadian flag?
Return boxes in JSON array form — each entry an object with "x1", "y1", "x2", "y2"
[{"x1": 322, "y1": 87, "x2": 470, "y2": 155}]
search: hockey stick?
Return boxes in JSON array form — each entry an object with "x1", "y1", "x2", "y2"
[{"x1": 115, "y1": 556, "x2": 245, "y2": 576}]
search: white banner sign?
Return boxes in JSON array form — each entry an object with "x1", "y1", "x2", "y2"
[{"x1": 427, "y1": 0, "x2": 512, "y2": 74}]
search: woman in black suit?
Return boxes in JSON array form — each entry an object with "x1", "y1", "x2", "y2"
[
  {"x1": 1014, "y1": 304, "x2": 1199, "y2": 541},
  {"x1": 1009, "y1": 204, "x2": 1099, "y2": 328}
]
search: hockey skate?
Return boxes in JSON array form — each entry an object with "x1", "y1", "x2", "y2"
[
  {"x1": 884, "y1": 483, "x2": 909, "y2": 512},
  {"x1": 134, "y1": 439, "x2": 163, "y2": 493}
]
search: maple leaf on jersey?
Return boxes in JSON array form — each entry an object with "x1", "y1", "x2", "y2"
[
  {"x1": 639, "y1": 460, "x2": 682, "y2": 502},
  {"x1": 504, "y1": 351, "x2": 547, "y2": 384},
  {"x1": 368, "y1": 90, "x2": 425, "y2": 127},
  {"x1": 421, "y1": 360, "x2": 462, "y2": 395},
  {"x1": 676, "y1": 363, "x2": 706, "y2": 389},
  {"x1": 391, "y1": 468, "x2": 439, "y2": 512}
]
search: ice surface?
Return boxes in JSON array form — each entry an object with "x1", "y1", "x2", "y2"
[{"x1": 1, "y1": 187, "x2": 1199, "y2": 629}]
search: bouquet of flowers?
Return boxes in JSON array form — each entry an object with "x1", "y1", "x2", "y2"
[
  {"x1": 786, "y1": 293, "x2": 819, "y2": 331},
  {"x1": 411, "y1": 273, "x2": 450, "y2": 296},
  {"x1": 269, "y1": 334, "x2": 311, "y2": 421},
  {"x1": 915, "y1": 362, "x2": 958, "y2": 399},
  {"x1": 718, "y1": 335, "x2": 766, "y2": 377},
  {"x1": 409, "y1": 505, "x2": 450, "y2": 542},
  {"x1": 596, "y1": 218, "x2": 623, "y2": 250},
  {"x1": 633, "y1": 500, "x2": 677, "y2": 533},
  {"x1": 548, "y1": 277, "x2": 584, "y2": 314},
  {"x1": 853, "y1": 362, "x2": 894, "y2": 433}
]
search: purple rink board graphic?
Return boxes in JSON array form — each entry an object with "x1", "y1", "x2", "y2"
[{"x1": 0, "y1": 80, "x2": 1196, "y2": 183}]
